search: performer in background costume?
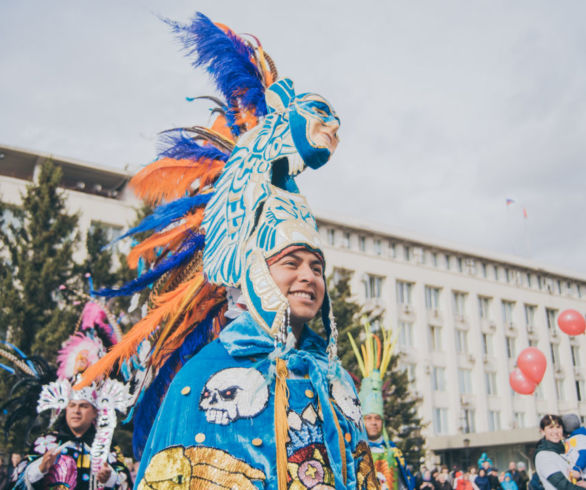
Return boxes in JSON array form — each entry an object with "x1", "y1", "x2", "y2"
[
  {"x1": 350, "y1": 325, "x2": 415, "y2": 490},
  {"x1": 76, "y1": 11, "x2": 379, "y2": 490},
  {"x1": 0, "y1": 299, "x2": 132, "y2": 490}
]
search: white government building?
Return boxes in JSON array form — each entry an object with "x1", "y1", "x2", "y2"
[{"x1": 2, "y1": 144, "x2": 586, "y2": 470}]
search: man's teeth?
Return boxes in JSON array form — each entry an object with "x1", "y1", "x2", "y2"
[{"x1": 291, "y1": 292, "x2": 312, "y2": 299}]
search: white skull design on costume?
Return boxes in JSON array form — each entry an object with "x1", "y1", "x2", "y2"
[
  {"x1": 199, "y1": 367, "x2": 269, "y2": 425},
  {"x1": 330, "y1": 379, "x2": 362, "y2": 426}
]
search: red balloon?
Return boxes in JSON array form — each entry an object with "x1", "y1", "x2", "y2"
[
  {"x1": 510, "y1": 368, "x2": 537, "y2": 395},
  {"x1": 517, "y1": 347, "x2": 547, "y2": 384},
  {"x1": 558, "y1": 309, "x2": 586, "y2": 336}
]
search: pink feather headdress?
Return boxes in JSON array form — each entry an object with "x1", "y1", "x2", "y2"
[{"x1": 56, "y1": 332, "x2": 104, "y2": 380}]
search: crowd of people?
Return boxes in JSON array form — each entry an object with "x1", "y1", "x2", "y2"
[
  {"x1": 415, "y1": 461, "x2": 530, "y2": 490},
  {"x1": 413, "y1": 413, "x2": 586, "y2": 490}
]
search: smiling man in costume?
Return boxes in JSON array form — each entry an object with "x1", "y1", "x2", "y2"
[{"x1": 75, "y1": 12, "x2": 380, "y2": 490}]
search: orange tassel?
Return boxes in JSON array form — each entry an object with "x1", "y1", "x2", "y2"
[
  {"x1": 274, "y1": 358, "x2": 289, "y2": 490},
  {"x1": 75, "y1": 277, "x2": 203, "y2": 389},
  {"x1": 130, "y1": 158, "x2": 224, "y2": 205},
  {"x1": 127, "y1": 210, "x2": 205, "y2": 269}
]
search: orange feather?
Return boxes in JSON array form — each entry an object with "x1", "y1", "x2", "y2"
[
  {"x1": 210, "y1": 114, "x2": 236, "y2": 142},
  {"x1": 373, "y1": 334, "x2": 382, "y2": 370},
  {"x1": 75, "y1": 276, "x2": 203, "y2": 389},
  {"x1": 130, "y1": 158, "x2": 224, "y2": 205},
  {"x1": 150, "y1": 285, "x2": 226, "y2": 368},
  {"x1": 149, "y1": 275, "x2": 206, "y2": 361},
  {"x1": 127, "y1": 210, "x2": 205, "y2": 269}
]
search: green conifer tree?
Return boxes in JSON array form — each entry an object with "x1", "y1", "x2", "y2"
[
  {"x1": 0, "y1": 159, "x2": 79, "y2": 358},
  {"x1": 313, "y1": 269, "x2": 426, "y2": 467}
]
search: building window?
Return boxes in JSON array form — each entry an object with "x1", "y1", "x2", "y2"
[
  {"x1": 546, "y1": 308, "x2": 558, "y2": 331},
  {"x1": 524, "y1": 304, "x2": 536, "y2": 327},
  {"x1": 494, "y1": 266, "x2": 500, "y2": 281},
  {"x1": 327, "y1": 229, "x2": 335, "y2": 246},
  {"x1": 453, "y1": 292, "x2": 467, "y2": 317},
  {"x1": 398, "y1": 321, "x2": 414, "y2": 349},
  {"x1": 342, "y1": 231, "x2": 350, "y2": 248},
  {"x1": 432, "y1": 366, "x2": 447, "y2": 392},
  {"x1": 364, "y1": 274, "x2": 383, "y2": 299},
  {"x1": 425, "y1": 286, "x2": 441, "y2": 311},
  {"x1": 502, "y1": 300, "x2": 515, "y2": 325},
  {"x1": 462, "y1": 409, "x2": 476, "y2": 433},
  {"x1": 571, "y1": 346, "x2": 581, "y2": 367},
  {"x1": 505, "y1": 268, "x2": 511, "y2": 282},
  {"x1": 400, "y1": 362, "x2": 417, "y2": 383},
  {"x1": 488, "y1": 410, "x2": 501, "y2": 431},
  {"x1": 485, "y1": 371, "x2": 498, "y2": 395},
  {"x1": 482, "y1": 333, "x2": 494, "y2": 356},
  {"x1": 404, "y1": 245, "x2": 411, "y2": 261},
  {"x1": 455, "y1": 329, "x2": 469, "y2": 354},
  {"x1": 373, "y1": 239, "x2": 382, "y2": 255},
  {"x1": 431, "y1": 252, "x2": 438, "y2": 267},
  {"x1": 396, "y1": 281, "x2": 413, "y2": 306},
  {"x1": 456, "y1": 257, "x2": 463, "y2": 272},
  {"x1": 458, "y1": 368, "x2": 473, "y2": 394},
  {"x1": 482, "y1": 263, "x2": 487, "y2": 278},
  {"x1": 535, "y1": 384, "x2": 545, "y2": 400},
  {"x1": 514, "y1": 412, "x2": 526, "y2": 429},
  {"x1": 505, "y1": 337, "x2": 516, "y2": 359},
  {"x1": 389, "y1": 241, "x2": 397, "y2": 258},
  {"x1": 576, "y1": 380, "x2": 584, "y2": 402},
  {"x1": 429, "y1": 326, "x2": 443, "y2": 352},
  {"x1": 529, "y1": 337, "x2": 538, "y2": 348},
  {"x1": 358, "y1": 236, "x2": 366, "y2": 251},
  {"x1": 526, "y1": 273, "x2": 532, "y2": 288},
  {"x1": 445, "y1": 255, "x2": 451, "y2": 269},
  {"x1": 555, "y1": 379, "x2": 565, "y2": 401},
  {"x1": 90, "y1": 220, "x2": 123, "y2": 242},
  {"x1": 478, "y1": 297, "x2": 491, "y2": 320},
  {"x1": 550, "y1": 343, "x2": 560, "y2": 366},
  {"x1": 433, "y1": 408, "x2": 448, "y2": 434}
]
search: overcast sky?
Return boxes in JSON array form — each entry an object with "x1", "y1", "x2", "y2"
[{"x1": 1, "y1": 1, "x2": 585, "y2": 277}]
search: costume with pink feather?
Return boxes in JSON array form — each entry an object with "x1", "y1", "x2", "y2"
[{"x1": 17, "y1": 300, "x2": 132, "y2": 490}]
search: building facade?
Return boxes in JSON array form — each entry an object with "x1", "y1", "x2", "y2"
[
  {"x1": 0, "y1": 145, "x2": 139, "y2": 262},
  {"x1": 3, "y1": 145, "x2": 586, "y2": 470},
  {"x1": 317, "y1": 213, "x2": 586, "y2": 470}
]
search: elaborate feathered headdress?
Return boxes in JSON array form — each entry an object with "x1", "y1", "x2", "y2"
[
  {"x1": 76, "y1": 12, "x2": 341, "y2": 459},
  {"x1": 349, "y1": 322, "x2": 396, "y2": 417},
  {"x1": 36, "y1": 298, "x2": 132, "y2": 481}
]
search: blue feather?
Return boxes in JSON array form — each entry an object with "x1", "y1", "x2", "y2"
[
  {"x1": 0, "y1": 363, "x2": 16, "y2": 375},
  {"x1": 132, "y1": 306, "x2": 224, "y2": 459},
  {"x1": 157, "y1": 130, "x2": 229, "y2": 162},
  {"x1": 106, "y1": 194, "x2": 213, "y2": 247},
  {"x1": 93, "y1": 233, "x2": 205, "y2": 297},
  {"x1": 165, "y1": 13, "x2": 268, "y2": 136}
]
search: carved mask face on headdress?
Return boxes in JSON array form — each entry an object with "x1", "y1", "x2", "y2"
[
  {"x1": 202, "y1": 79, "x2": 338, "y2": 341},
  {"x1": 289, "y1": 93, "x2": 340, "y2": 169}
]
